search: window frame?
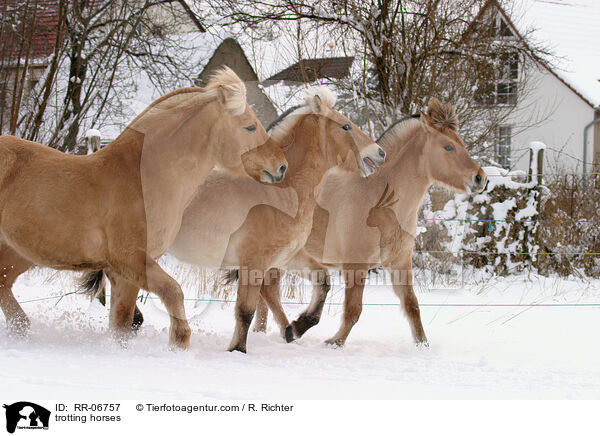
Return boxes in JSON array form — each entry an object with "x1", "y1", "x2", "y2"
[{"x1": 496, "y1": 125, "x2": 512, "y2": 168}]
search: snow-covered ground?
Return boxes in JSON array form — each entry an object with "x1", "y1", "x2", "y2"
[{"x1": 1, "y1": 266, "x2": 599, "y2": 400}]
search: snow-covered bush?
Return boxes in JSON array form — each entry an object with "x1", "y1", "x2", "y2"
[{"x1": 418, "y1": 166, "x2": 541, "y2": 276}]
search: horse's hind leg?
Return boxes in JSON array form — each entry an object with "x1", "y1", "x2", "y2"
[
  {"x1": 96, "y1": 283, "x2": 144, "y2": 332},
  {"x1": 253, "y1": 296, "x2": 269, "y2": 333},
  {"x1": 325, "y1": 264, "x2": 367, "y2": 347},
  {"x1": 0, "y1": 244, "x2": 34, "y2": 335},
  {"x1": 105, "y1": 272, "x2": 140, "y2": 343},
  {"x1": 111, "y1": 250, "x2": 190, "y2": 349},
  {"x1": 229, "y1": 268, "x2": 264, "y2": 353}
]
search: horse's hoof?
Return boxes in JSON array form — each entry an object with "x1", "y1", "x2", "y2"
[
  {"x1": 228, "y1": 345, "x2": 247, "y2": 354},
  {"x1": 131, "y1": 307, "x2": 144, "y2": 332},
  {"x1": 284, "y1": 325, "x2": 295, "y2": 343},
  {"x1": 291, "y1": 313, "x2": 319, "y2": 338},
  {"x1": 169, "y1": 322, "x2": 191, "y2": 350},
  {"x1": 415, "y1": 340, "x2": 430, "y2": 350},
  {"x1": 7, "y1": 317, "x2": 31, "y2": 338},
  {"x1": 324, "y1": 338, "x2": 344, "y2": 348}
]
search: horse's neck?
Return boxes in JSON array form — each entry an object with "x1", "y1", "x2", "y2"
[
  {"x1": 382, "y1": 134, "x2": 431, "y2": 232},
  {"x1": 101, "y1": 102, "x2": 219, "y2": 228},
  {"x1": 281, "y1": 130, "x2": 330, "y2": 219}
]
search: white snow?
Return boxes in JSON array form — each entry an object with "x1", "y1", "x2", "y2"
[
  {"x1": 1, "y1": 266, "x2": 599, "y2": 400},
  {"x1": 84, "y1": 129, "x2": 102, "y2": 139},
  {"x1": 528, "y1": 141, "x2": 546, "y2": 152}
]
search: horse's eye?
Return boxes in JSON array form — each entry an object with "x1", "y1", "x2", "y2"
[
  {"x1": 245, "y1": 124, "x2": 257, "y2": 132},
  {"x1": 341, "y1": 124, "x2": 352, "y2": 131},
  {"x1": 444, "y1": 145, "x2": 454, "y2": 151}
]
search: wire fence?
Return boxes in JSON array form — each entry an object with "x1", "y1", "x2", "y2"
[{"x1": 14, "y1": 292, "x2": 600, "y2": 308}]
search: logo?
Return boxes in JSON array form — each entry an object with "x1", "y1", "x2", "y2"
[{"x1": 3, "y1": 402, "x2": 50, "y2": 434}]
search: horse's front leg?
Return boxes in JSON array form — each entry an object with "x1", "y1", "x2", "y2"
[
  {"x1": 286, "y1": 250, "x2": 330, "y2": 341},
  {"x1": 111, "y1": 250, "x2": 191, "y2": 349},
  {"x1": 387, "y1": 258, "x2": 428, "y2": 347},
  {"x1": 325, "y1": 264, "x2": 368, "y2": 347},
  {"x1": 257, "y1": 268, "x2": 291, "y2": 340}
]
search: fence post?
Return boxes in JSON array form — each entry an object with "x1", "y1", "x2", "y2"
[
  {"x1": 528, "y1": 141, "x2": 546, "y2": 273},
  {"x1": 84, "y1": 129, "x2": 102, "y2": 154},
  {"x1": 528, "y1": 141, "x2": 545, "y2": 184}
]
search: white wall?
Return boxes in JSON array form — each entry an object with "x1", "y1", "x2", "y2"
[{"x1": 507, "y1": 59, "x2": 595, "y2": 174}]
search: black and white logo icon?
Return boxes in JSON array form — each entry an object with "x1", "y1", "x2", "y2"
[{"x1": 3, "y1": 402, "x2": 50, "y2": 434}]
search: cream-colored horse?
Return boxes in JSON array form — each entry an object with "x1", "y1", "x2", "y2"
[
  {"x1": 254, "y1": 99, "x2": 487, "y2": 347},
  {"x1": 166, "y1": 87, "x2": 386, "y2": 353},
  {"x1": 0, "y1": 67, "x2": 287, "y2": 349}
]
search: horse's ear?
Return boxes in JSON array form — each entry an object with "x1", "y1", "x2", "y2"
[
  {"x1": 420, "y1": 111, "x2": 435, "y2": 131},
  {"x1": 309, "y1": 94, "x2": 322, "y2": 113},
  {"x1": 216, "y1": 86, "x2": 228, "y2": 106}
]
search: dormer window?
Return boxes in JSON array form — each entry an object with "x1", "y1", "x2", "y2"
[{"x1": 492, "y1": 9, "x2": 515, "y2": 38}]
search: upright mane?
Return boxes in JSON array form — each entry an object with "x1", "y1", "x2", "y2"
[
  {"x1": 126, "y1": 67, "x2": 247, "y2": 129},
  {"x1": 269, "y1": 87, "x2": 337, "y2": 143},
  {"x1": 377, "y1": 98, "x2": 459, "y2": 158},
  {"x1": 377, "y1": 116, "x2": 422, "y2": 154},
  {"x1": 426, "y1": 98, "x2": 458, "y2": 131}
]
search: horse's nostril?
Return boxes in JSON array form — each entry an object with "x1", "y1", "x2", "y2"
[
  {"x1": 475, "y1": 174, "x2": 482, "y2": 184},
  {"x1": 279, "y1": 164, "x2": 287, "y2": 174},
  {"x1": 378, "y1": 148, "x2": 386, "y2": 159}
]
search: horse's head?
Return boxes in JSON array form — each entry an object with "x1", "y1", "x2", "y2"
[
  {"x1": 204, "y1": 67, "x2": 288, "y2": 183},
  {"x1": 420, "y1": 98, "x2": 486, "y2": 194},
  {"x1": 273, "y1": 88, "x2": 385, "y2": 178},
  {"x1": 311, "y1": 88, "x2": 386, "y2": 177}
]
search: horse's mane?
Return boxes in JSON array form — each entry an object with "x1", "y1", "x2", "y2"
[
  {"x1": 377, "y1": 98, "x2": 459, "y2": 158},
  {"x1": 267, "y1": 104, "x2": 302, "y2": 132},
  {"x1": 127, "y1": 67, "x2": 247, "y2": 128},
  {"x1": 269, "y1": 87, "x2": 337, "y2": 143},
  {"x1": 377, "y1": 117, "x2": 422, "y2": 154}
]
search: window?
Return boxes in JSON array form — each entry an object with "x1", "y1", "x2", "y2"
[
  {"x1": 475, "y1": 52, "x2": 519, "y2": 106},
  {"x1": 494, "y1": 11, "x2": 514, "y2": 38},
  {"x1": 496, "y1": 126, "x2": 512, "y2": 168}
]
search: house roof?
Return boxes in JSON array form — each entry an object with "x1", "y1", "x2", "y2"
[
  {"x1": 0, "y1": 0, "x2": 204, "y2": 62},
  {"x1": 264, "y1": 56, "x2": 354, "y2": 84},
  {"x1": 498, "y1": 0, "x2": 600, "y2": 108},
  {"x1": 176, "y1": 0, "x2": 206, "y2": 33},
  {"x1": 0, "y1": 0, "x2": 63, "y2": 61}
]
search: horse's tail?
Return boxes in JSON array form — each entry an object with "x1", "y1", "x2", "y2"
[
  {"x1": 222, "y1": 269, "x2": 239, "y2": 285},
  {"x1": 78, "y1": 270, "x2": 106, "y2": 298}
]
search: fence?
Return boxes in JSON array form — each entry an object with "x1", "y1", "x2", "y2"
[{"x1": 414, "y1": 141, "x2": 600, "y2": 283}]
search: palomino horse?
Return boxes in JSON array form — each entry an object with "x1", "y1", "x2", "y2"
[
  {"x1": 164, "y1": 87, "x2": 386, "y2": 353},
  {"x1": 253, "y1": 98, "x2": 487, "y2": 347},
  {"x1": 0, "y1": 67, "x2": 287, "y2": 349}
]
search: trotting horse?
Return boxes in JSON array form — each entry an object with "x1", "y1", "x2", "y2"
[
  {"x1": 253, "y1": 99, "x2": 487, "y2": 347},
  {"x1": 164, "y1": 87, "x2": 386, "y2": 353},
  {"x1": 0, "y1": 67, "x2": 287, "y2": 349}
]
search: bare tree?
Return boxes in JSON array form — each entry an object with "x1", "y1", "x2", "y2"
[
  {"x1": 207, "y1": 0, "x2": 554, "y2": 162},
  {"x1": 1, "y1": 0, "x2": 204, "y2": 152}
]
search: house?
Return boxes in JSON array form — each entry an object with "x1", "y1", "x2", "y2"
[
  {"x1": 476, "y1": 0, "x2": 600, "y2": 174},
  {"x1": 264, "y1": 56, "x2": 355, "y2": 85},
  {"x1": 196, "y1": 38, "x2": 279, "y2": 127},
  {"x1": 0, "y1": 0, "x2": 206, "y2": 137}
]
